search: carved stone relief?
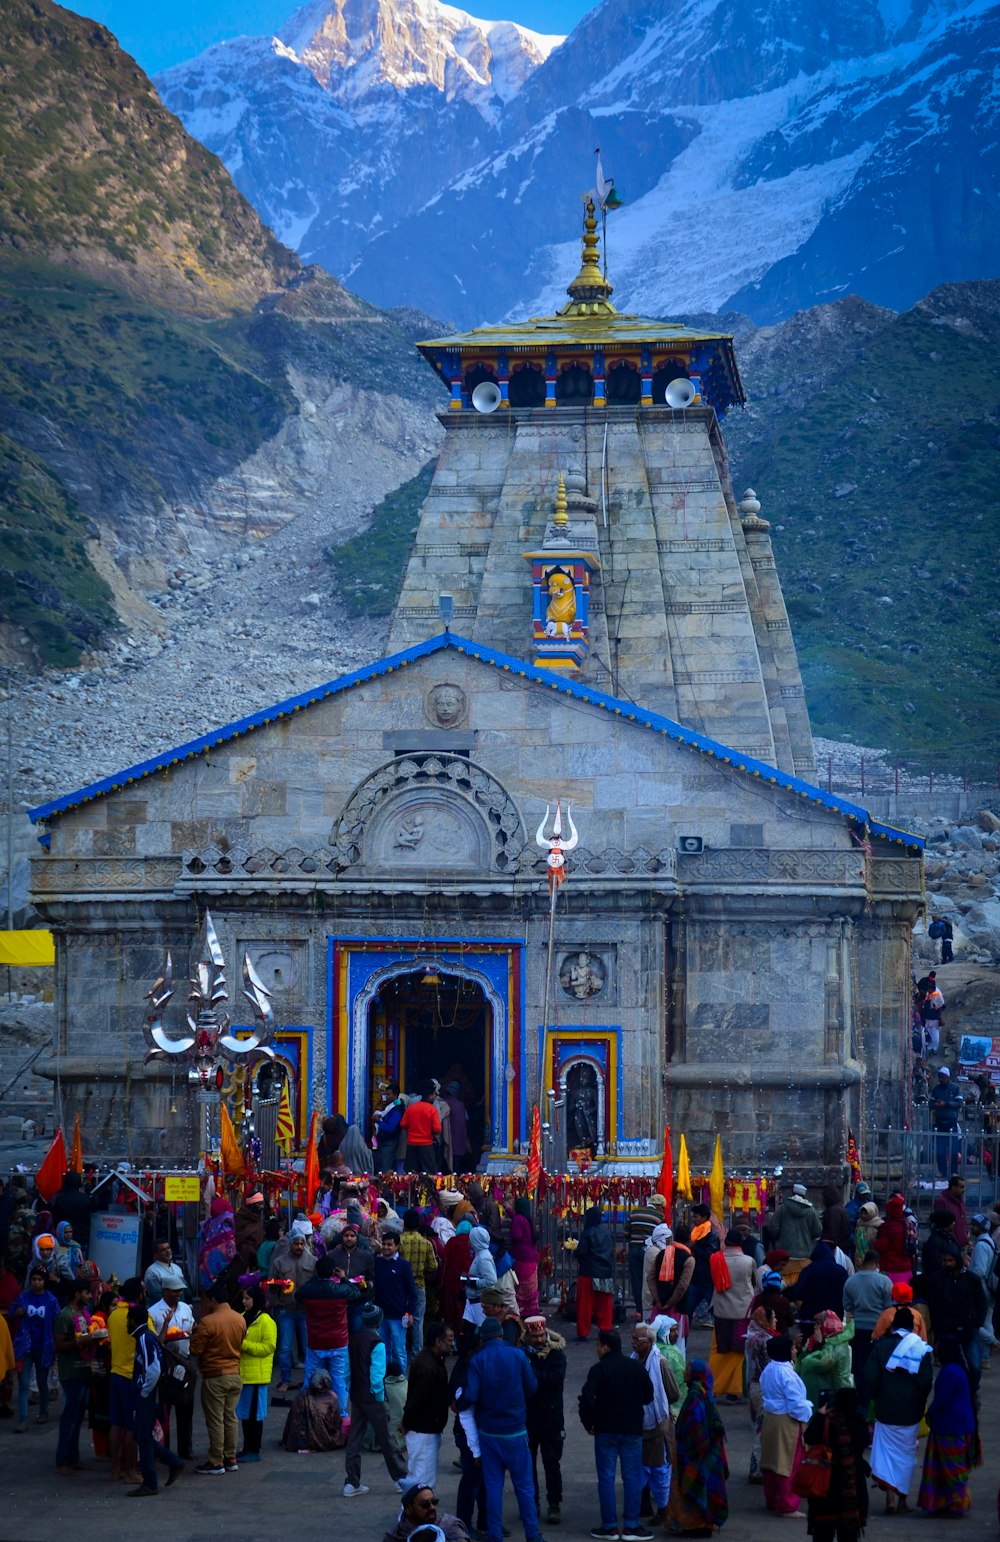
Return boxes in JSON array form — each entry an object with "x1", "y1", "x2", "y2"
[
  {"x1": 558, "y1": 950, "x2": 607, "y2": 999},
  {"x1": 330, "y1": 754, "x2": 526, "y2": 873},
  {"x1": 425, "y1": 683, "x2": 468, "y2": 729}
]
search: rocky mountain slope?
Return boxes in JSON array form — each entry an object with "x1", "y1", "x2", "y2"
[
  {"x1": 0, "y1": 0, "x2": 444, "y2": 668},
  {"x1": 157, "y1": 0, "x2": 1000, "y2": 328}
]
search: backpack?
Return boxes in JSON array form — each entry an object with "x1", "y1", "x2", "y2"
[
  {"x1": 490, "y1": 1242, "x2": 516, "y2": 1279},
  {"x1": 928, "y1": 920, "x2": 944, "y2": 939},
  {"x1": 983, "y1": 1235, "x2": 1000, "y2": 1294},
  {"x1": 159, "y1": 1341, "x2": 197, "y2": 1406}
]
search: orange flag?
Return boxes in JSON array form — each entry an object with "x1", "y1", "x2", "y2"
[
  {"x1": 69, "y1": 1114, "x2": 83, "y2": 1173},
  {"x1": 35, "y1": 1127, "x2": 68, "y2": 1203},
  {"x1": 526, "y1": 1105, "x2": 542, "y2": 1194},
  {"x1": 656, "y1": 1124, "x2": 673, "y2": 1211},
  {"x1": 220, "y1": 1100, "x2": 246, "y2": 1181},
  {"x1": 303, "y1": 1110, "x2": 320, "y2": 1209}
]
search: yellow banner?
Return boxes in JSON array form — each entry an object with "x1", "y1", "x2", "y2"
[{"x1": 0, "y1": 930, "x2": 54, "y2": 965}]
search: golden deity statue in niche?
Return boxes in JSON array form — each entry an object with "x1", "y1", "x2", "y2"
[{"x1": 545, "y1": 568, "x2": 576, "y2": 638}]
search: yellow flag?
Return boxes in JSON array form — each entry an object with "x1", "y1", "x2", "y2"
[
  {"x1": 677, "y1": 1133, "x2": 692, "y2": 1199},
  {"x1": 709, "y1": 1133, "x2": 724, "y2": 1220},
  {"x1": 220, "y1": 1099, "x2": 246, "y2": 1180},
  {"x1": 275, "y1": 1076, "x2": 295, "y2": 1153}
]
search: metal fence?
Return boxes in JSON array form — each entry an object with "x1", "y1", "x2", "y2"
[{"x1": 864, "y1": 1108, "x2": 1000, "y2": 1221}]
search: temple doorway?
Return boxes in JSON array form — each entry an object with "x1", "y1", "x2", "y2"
[{"x1": 368, "y1": 967, "x2": 490, "y2": 1166}]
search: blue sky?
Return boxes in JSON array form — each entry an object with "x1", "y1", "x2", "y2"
[{"x1": 66, "y1": 0, "x2": 594, "y2": 73}]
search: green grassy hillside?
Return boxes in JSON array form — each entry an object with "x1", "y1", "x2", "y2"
[
  {"x1": 0, "y1": 0, "x2": 297, "y2": 315},
  {"x1": 728, "y1": 282, "x2": 1000, "y2": 761}
]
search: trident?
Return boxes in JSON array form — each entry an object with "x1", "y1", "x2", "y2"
[{"x1": 535, "y1": 802, "x2": 578, "y2": 1162}]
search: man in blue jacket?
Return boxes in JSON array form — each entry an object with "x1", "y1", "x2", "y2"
[
  {"x1": 373, "y1": 1231, "x2": 417, "y2": 1373},
  {"x1": 456, "y1": 1317, "x2": 545, "y2": 1542}
]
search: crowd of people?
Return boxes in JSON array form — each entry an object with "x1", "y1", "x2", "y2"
[{"x1": 0, "y1": 1139, "x2": 997, "y2": 1535}]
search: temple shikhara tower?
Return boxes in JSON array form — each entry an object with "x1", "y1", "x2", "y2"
[
  {"x1": 392, "y1": 199, "x2": 815, "y2": 780},
  {"x1": 29, "y1": 199, "x2": 923, "y2": 1180}
]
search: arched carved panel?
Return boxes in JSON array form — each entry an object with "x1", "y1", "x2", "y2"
[{"x1": 330, "y1": 755, "x2": 527, "y2": 874}]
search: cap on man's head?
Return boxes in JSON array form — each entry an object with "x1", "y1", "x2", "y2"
[
  {"x1": 938, "y1": 1067, "x2": 951, "y2": 1077},
  {"x1": 649, "y1": 1193, "x2": 667, "y2": 1209},
  {"x1": 480, "y1": 1285, "x2": 507, "y2": 1306},
  {"x1": 247, "y1": 1191, "x2": 264, "y2": 1203},
  {"x1": 159, "y1": 1269, "x2": 186, "y2": 1291},
  {"x1": 362, "y1": 1302, "x2": 383, "y2": 1327},
  {"x1": 401, "y1": 1482, "x2": 432, "y2": 1509},
  {"x1": 479, "y1": 1317, "x2": 503, "y2": 1341},
  {"x1": 523, "y1": 1314, "x2": 547, "y2": 1328},
  {"x1": 792, "y1": 1183, "x2": 807, "y2": 1196},
  {"x1": 855, "y1": 1183, "x2": 872, "y2": 1196},
  {"x1": 891, "y1": 1282, "x2": 913, "y2": 1303},
  {"x1": 971, "y1": 1212, "x2": 990, "y2": 1228}
]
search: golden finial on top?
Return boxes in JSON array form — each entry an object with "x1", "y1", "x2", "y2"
[
  {"x1": 561, "y1": 196, "x2": 616, "y2": 316},
  {"x1": 553, "y1": 472, "x2": 569, "y2": 527}
]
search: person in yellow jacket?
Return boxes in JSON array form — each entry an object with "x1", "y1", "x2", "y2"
[{"x1": 237, "y1": 1286, "x2": 277, "y2": 1462}]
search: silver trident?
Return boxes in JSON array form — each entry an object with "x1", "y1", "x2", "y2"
[
  {"x1": 535, "y1": 801, "x2": 579, "y2": 1165},
  {"x1": 143, "y1": 909, "x2": 276, "y2": 1075}
]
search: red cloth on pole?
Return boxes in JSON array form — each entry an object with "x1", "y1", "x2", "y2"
[
  {"x1": 656, "y1": 1124, "x2": 673, "y2": 1211},
  {"x1": 302, "y1": 1110, "x2": 319, "y2": 1210},
  {"x1": 527, "y1": 1105, "x2": 542, "y2": 1194}
]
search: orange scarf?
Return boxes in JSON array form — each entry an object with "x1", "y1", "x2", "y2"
[
  {"x1": 660, "y1": 1241, "x2": 690, "y2": 1281},
  {"x1": 690, "y1": 1221, "x2": 712, "y2": 1244}
]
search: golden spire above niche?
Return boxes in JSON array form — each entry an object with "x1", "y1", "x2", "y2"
[{"x1": 560, "y1": 196, "x2": 617, "y2": 318}]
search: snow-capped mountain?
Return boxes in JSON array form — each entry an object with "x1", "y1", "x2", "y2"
[
  {"x1": 278, "y1": 0, "x2": 562, "y2": 112},
  {"x1": 157, "y1": 0, "x2": 561, "y2": 261},
  {"x1": 157, "y1": 0, "x2": 1000, "y2": 327}
]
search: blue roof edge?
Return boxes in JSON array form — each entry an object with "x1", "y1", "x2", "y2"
[{"x1": 27, "y1": 631, "x2": 923, "y2": 850}]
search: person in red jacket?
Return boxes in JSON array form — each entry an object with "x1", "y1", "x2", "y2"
[
  {"x1": 295, "y1": 1255, "x2": 360, "y2": 1414},
  {"x1": 874, "y1": 1195, "x2": 913, "y2": 1285},
  {"x1": 398, "y1": 1085, "x2": 442, "y2": 1175}
]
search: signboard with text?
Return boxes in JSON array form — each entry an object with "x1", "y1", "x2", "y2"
[
  {"x1": 89, "y1": 1211, "x2": 142, "y2": 1283},
  {"x1": 164, "y1": 1176, "x2": 201, "y2": 1202}
]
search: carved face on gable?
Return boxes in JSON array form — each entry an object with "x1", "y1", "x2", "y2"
[{"x1": 427, "y1": 684, "x2": 467, "y2": 728}]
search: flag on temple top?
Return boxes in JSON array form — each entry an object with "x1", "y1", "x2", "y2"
[
  {"x1": 275, "y1": 1077, "x2": 295, "y2": 1153},
  {"x1": 220, "y1": 1100, "x2": 246, "y2": 1181},
  {"x1": 709, "y1": 1134, "x2": 725, "y2": 1221},
  {"x1": 527, "y1": 1104, "x2": 542, "y2": 1194},
  {"x1": 35, "y1": 1126, "x2": 68, "y2": 1203},
  {"x1": 303, "y1": 1110, "x2": 320, "y2": 1210},
  {"x1": 593, "y1": 148, "x2": 622, "y2": 210},
  {"x1": 676, "y1": 1133, "x2": 692, "y2": 1200},
  {"x1": 656, "y1": 1124, "x2": 673, "y2": 1211},
  {"x1": 69, "y1": 1114, "x2": 83, "y2": 1173},
  {"x1": 847, "y1": 1128, "x2": 862, "y2": 1187}
]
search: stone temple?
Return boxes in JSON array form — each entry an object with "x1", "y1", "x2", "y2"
[{"x1": 28, "y1": 203, "x2": 924, "y2": 1179}]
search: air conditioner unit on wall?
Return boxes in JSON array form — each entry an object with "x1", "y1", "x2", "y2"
[{"x1": 677, "y1": 836, "x2": 704, "y2": 854}]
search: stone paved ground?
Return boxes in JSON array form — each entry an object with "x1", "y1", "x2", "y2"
[{"x1": 2, "y1": 1327, "x2": 998, "y2": 1542}]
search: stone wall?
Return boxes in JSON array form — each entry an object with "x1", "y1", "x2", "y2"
[{"x1": 31, "y1": 645, "x2": 922, "y2": 1170}]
